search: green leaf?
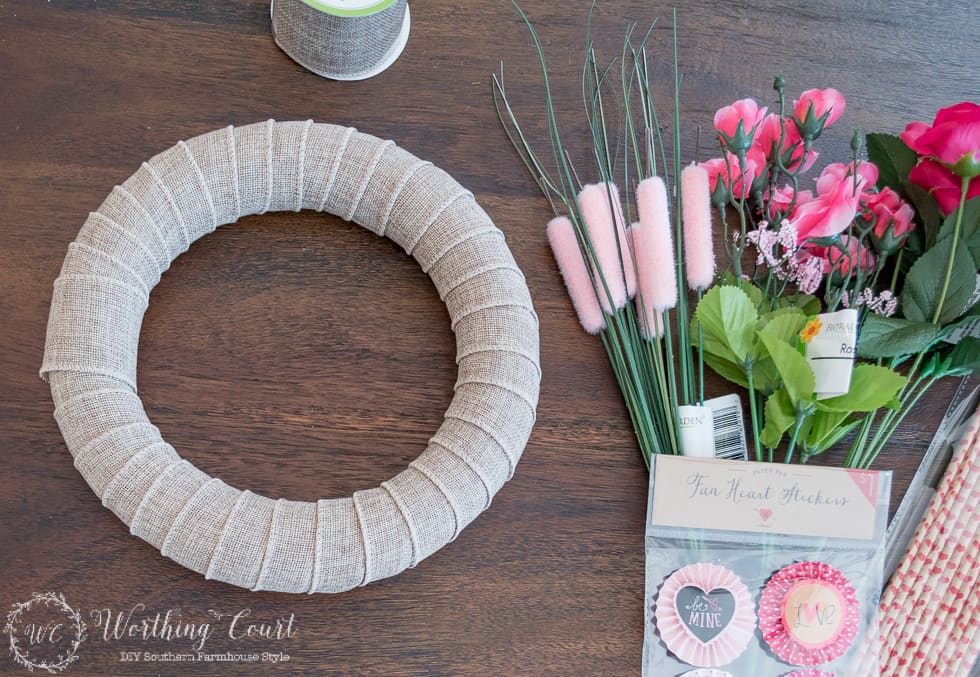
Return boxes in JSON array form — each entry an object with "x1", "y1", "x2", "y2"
[
  {"x1": 749, "y1": 357, "x2": 782, "y2": 395},
  {"x1": 757, "y1": 332, "x2": 815, "y2": 404},
  {"x1": 773, "y1": 292, "x2": 821, "y2": 314},
  {"x1": 857, "y1": 314, "x2": 941, "y2": 359},
  {"x1": 805, "y1": 409, "x2": 849, "y2": 447},
  {"x1": 946, "y1": 337, "x2": 980, "y2": 376},
  {"x1": 741, "y1": 282, "x2": 765, "y2": 312},
  {"x1": 806, "y1": 414, "x2": 862, "y2": 456},
  {"x1": 816, "y1": 364, "x2": 907, "y2": 413},
  {"x1": 697, "y1": 326, "x2": 739, "y2": 364},
  {"x1": 936, "y1": 196, "x2": 980, "y2": 264},
  {"x1": 760, "y1": 389, "x2": 796, "y2": 449},
  {"x1": 901, "y1": 236, "x2": 978, "y2": 324},
  {"x1": 696, "y1": 285, "x2": 759, "y2": 364},
  {"x1": 904, "y1": 183, "x2": 943, "y2": 250},
  {"x1": 758, "y1": 309, "x2": 806, "y2": 345},
  {"x1": 702, "y1": 352, "x2": 750, "y2": 389},
  {"x1": 866, "y1": 133, "x2": 917, "y2": 194}
]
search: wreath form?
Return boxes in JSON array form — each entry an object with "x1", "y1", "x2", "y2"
[{"x1": 41, "y1": 120, "x2": 541, "y2": 594}]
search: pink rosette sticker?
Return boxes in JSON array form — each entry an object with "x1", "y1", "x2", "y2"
[
  {"x1": 654, "y1": 563, "x2": 754, "y2": 667},
  {"x1": 759, "y1": 561, "x2": 859, "y2": 666},
  {"x1": 783, "y1": 671, "x2": 837, "y2": 677}
]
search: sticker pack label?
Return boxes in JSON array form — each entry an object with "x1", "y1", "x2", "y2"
[{"x1": 650, "y1": 456, "x2": 885, "y2": 541}]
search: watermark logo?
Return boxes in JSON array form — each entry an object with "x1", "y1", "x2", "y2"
[
  {"x1": 6, "y1": 595, "x2": 297, "y2": 671},
  {"x1": 5, "y1": 592, "x2": 87, "y2": 673}
]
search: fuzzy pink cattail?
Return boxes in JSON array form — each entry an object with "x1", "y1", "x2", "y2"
[
  {"x1": 681, "y1": 163, "x2": 716, "y2": 290},
  {"x1": 633, "y1": 177, "x2": 677, "y2": 339},
  {"x1": 628, "y1": 222, "x2": 665, "y2": 339},
  {"x1": 547, "y1": 216, "x2": 605, "y2": 334},
  {"x1": 604, "y1": 183, "x2": 637, "y2": 297},
  {"x1": 577, "y1": 183, "x2": 634, "y2": 311}
]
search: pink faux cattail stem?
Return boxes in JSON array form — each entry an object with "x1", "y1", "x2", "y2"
[
  {"x1": 681, "y1": 163, "x2": 716, "y2": 290},
  {"x1": 633, "y1": 177, "x2": 677, "y2": 339},
  {"x1": 547, "y1": 216, "x2": 605, "y2": 334},
  {"x1": 605, "y1": 183, "x2": 637, "y2": 298},
  {"x1": 627, "y1": 223, "x2": 665, "y2": 339},
  {"x1": 577, "y1": 183, "x2": 634, "y2": 311}
]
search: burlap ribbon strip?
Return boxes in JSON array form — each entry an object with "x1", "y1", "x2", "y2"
[{"x1": 40, "y1": 120, "x2": 540, "y2": 593}]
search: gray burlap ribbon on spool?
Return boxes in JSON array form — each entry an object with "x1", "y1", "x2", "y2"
[
  {"x1": 272, "y1": 0, "x2": 410, "y2": 80},
  {"x1": 40, "y1": 120, "x2": 540, "y2": 593}
]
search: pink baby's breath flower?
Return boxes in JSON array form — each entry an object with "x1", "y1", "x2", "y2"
[
  {"x1": 746, "y1": 227, "x2": 779, "y2": 267},
  {"x1": 776, "y1": 222, "x2": 799, "y2": 251},
  {"x1": 794, "y1": 253, "x2": 825, "y2": 294}
]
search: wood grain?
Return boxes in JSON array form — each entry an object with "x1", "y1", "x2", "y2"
[{"x1": 0, "y1": 1, "x2": 977, "y2": 674}]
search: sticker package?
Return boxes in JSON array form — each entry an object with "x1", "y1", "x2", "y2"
[{"x1": 642, "y1": 456, "x2": 891, "y2": 676}]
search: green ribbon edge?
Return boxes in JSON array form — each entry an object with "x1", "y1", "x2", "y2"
[{"x1": 298, "y1": 0, "x2": 397, "y2": 17}]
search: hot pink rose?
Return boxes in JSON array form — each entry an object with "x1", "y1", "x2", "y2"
[
  {"x1": 908, "y1": 159, "x2": 980, "y2": 214},
  {"x1": 793, "y1": 88, "x2": 846, "y2": 138},
  {"x1": 902, "y1": 102, "x2": 980, "y2": 214},
  {"x1": 900, "y1": 102, "x2": 980, "y2": 168},
  {"x1": 714, "y1": 98, "x2": 768, "y2": 152}
]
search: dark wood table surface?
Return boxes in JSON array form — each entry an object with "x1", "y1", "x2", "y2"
[{"x1": 1, "y1": 1, "x2": 977, "y2": 675}]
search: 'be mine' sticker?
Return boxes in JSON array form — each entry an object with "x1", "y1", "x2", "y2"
[{"x1": 654, "y1": 563, "x2": 754, "y2": 667}]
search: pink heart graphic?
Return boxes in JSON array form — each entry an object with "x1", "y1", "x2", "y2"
[{"x1": 759, "y1": 508, "x2": 773, "y2": 522}]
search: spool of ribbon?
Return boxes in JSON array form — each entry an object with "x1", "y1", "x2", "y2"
[{"x1": 271, "y1": 0, "x2": 411, "y2": 81}]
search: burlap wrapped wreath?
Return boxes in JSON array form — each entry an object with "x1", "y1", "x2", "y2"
[{"x1": 40, "y1": 120, "x2": 540, "y2": 593}]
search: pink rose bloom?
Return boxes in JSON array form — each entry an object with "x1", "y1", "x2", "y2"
[
  {"x1": 866, "y1": 187, "x2": 915, "y2": 239},
  {"x1": 788, "y1": 162, "x2": 873, "y2": 244},
  {"x1": 766, "y1": 183, "x2": 814, "y2": 220},
  {"x1": 714, "y1": 98, "x2": 768, "y2": 149},
  {"x1": 902, "y1": 102, "x2": 980, "y2": 214},
  {"x1": 794, "y1": 88, "x2": 846, "y2": 132},
  {"x1": 808, "y1": 235, "x2": 876, "y2": 276},
  {"x1": 900, "y1": 102, "x2": 980, "y2": 167},
  {"x1": 701, "y1": 148, "x2": 765, "y2": 200},
  {"x1": 755, "y1": 113, "x2": 818, "y2": 172},
  {"x1": 815, "y1": 161, "x2": 878, "y2": 197}
]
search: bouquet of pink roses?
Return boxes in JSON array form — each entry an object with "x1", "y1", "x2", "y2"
[
  {"x1": 494, "y1": 4, "x2": 979, "y2": 469},
  {"x1": 696, "y1": 86, "x2": 980, "y2": 467}
]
